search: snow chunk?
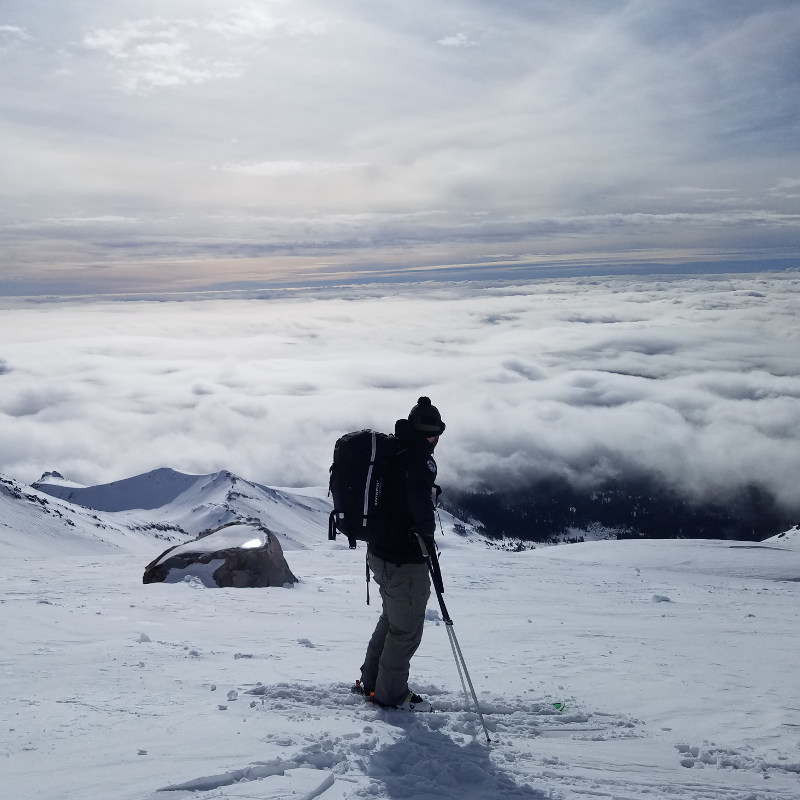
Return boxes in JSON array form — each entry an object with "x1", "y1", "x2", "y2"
[{"x1": 162, "y1": 559, "x2": 225, "y2": 587}]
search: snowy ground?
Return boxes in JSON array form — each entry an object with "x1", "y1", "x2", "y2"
[{"x1": 2, "y1": 523, "x2": 800, "y2": 799}]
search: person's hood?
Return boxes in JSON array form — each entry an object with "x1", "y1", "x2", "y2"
[{"x1": 394, "y1": 418, "x2": 436, "y2": 452}]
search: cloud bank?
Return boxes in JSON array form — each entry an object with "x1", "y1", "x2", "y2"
[
  {"x1": 0, "y1": 1, "x2": 798, "y2": 293},
  {"x1": 1, "y1": 273, "x2": 799, "y2": 514}
]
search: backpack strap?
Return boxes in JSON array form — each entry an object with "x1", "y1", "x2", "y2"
[{"x1": 328, "y1": 508, "x2": 357, "y2": 549}]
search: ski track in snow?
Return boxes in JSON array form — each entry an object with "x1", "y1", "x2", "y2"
[
  {"x1": 5, "y1": 547, "x2": 800, "y2": 800},
  {"x1": 140, "y1": 678, "x2": 800, "y2": 800},
  {"x1": 148, "y1": 680, "x2": 634, "y2": 799},
  {"x1": 5, "y1": 549, "x2": 800, "y2": 800}
]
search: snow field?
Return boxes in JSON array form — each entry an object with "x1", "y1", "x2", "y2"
[{"x1": 2, "y1": 532, "x2": 799, "y2": 799}]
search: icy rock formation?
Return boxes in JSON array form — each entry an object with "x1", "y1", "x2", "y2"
[{"x1": 143, "y1": 521, "x2": 297, "y2": 588}]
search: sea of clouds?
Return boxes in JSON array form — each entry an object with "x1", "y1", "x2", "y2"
[{"x1": 2, "y1": 273, "x2": 800, "y2": 513}]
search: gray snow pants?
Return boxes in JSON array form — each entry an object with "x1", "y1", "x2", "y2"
[{"x1": 360, "y1": 551, "x2": 431, "y2": 707}]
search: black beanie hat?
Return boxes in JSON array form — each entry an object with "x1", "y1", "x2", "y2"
[{"x1": 408, "y1": 396, "x2": 446, "y2": 435}]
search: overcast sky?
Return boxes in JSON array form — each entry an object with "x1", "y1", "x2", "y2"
[
  {"x1": 2, "y1": 274, "x2": 799, "y2": 514},
  {"x1": 1, "y1": 1, "x2": 799, "y2": 294}
]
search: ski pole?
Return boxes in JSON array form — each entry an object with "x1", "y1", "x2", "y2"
[{"x1": 416, "y1": 536, "x2": 492, "y2": 744}]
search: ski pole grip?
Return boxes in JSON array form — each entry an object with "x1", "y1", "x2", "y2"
[
  {"x1": 416, "y1": 534, "x2": 445, "y2": 595},
  {"x1": 328, "y1": 511, "x2": 337, "y2": 541},
  {"x1": 429, "y1": 550, "x2": 445, "y2": 596}
]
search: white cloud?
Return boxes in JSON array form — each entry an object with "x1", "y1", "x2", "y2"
[
  {"x1": 82, "y1": 17, "x2": 246, "y2": 94},
  {"x1": 0, "y1": 24, "x2": 31, "y2": 43},
  {"x1": 82, "y1": 19, "x2": 180, "y2": 60},
  {"x1": 206, "y1": 6, "x2": 328, "y2": 39},
  {"x1": 772, "y1": 178, "x2": 800, "y2": 191},
  {"x1": 79, "y1": 6, "x2": 329, "y2": 94},
  {"x1": 1, "y1": 1, "x2": 799, "y2": 286},
  {"x1": 438, "y1": 32, "x2": 476, "y2": 48},
  {"x1": 769, "y1": 178, "x2": 800, "y2": 199},
  {"x1": 223, "y1": 160, "x2": 371, "y2": 177},
  {"x1": 1, "y1": 274, "x2": 799, "y2": 515},
  {"x1": 46, "y1": 215, "x2": 140, "y2": 226},
  {"x1": 205, "y1": 7, "x2": 283, "y2": 39}
]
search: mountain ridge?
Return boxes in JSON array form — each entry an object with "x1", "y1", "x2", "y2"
[
  {"x1": 27, "y1": 467, "x2": 336, "y2": 553},
  {"x1": 8, "y1": 466, "x2": 798, "y2": 562}
]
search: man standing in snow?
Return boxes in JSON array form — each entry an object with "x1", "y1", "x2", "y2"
[{"x1": 358, "y1": 397, "x2": 445, "y2": 711}]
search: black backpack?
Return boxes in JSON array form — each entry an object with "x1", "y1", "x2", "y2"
[{"x1": 328, "y1": 430, "x2": 399, "y2": 548}]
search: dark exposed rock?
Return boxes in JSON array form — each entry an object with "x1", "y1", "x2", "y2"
[{"x1": 143, "y1": 521, "x2": 297, "y2": 588}]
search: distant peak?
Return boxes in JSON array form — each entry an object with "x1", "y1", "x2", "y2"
[
  {"x1": 211, "y1": 469, "x2": 237, "y2": 483},
  {"x1": 39, "y1": 470, "x2": 65, "y2": 482}
]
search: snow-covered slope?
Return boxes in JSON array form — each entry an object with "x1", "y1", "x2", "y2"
[
  {"x1": 0, "y1": 473, "x2": 183, "y2": 555},
  {"x1": 33, "y1": 468, "x2": 210, "y2": 512},
  {"x1": 31, "y1": 467, "x2": 476, "y2": 553},
  {"x1": 3, "y1": 469, "x2": 799, "y2": 800},
  {"x1": 32, "y1": 468, "x2": 336, "y2": 551},
  {"x1": 2, "y1": 521, "x2": 799, "y2": 800},
  {"x1": 767, "y1": 524, "x2": 800, "y2": 546},
  {"x1": 5, "y1": 466, "x2": 348, "y2": 557}
]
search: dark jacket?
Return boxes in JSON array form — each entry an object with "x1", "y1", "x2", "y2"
[{"x1": 368, "y1": 418, "x2": 438, "y2": 564}]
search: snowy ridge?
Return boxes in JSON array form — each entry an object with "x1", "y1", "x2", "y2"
[
  {"x1": 767, "y1": 524, "x2": 800, "y2": 547},
  {"x1": 30, "y1": 467, "x2": 479, "y2": 554},
  {"x1": 4, "y1": 466, "x2": 345, "y2": 558},
  {"x1": 33, "y1": 468, "x2": 212, "y2": 512},
  {"x1": 30, "y1": 467, "x2": 337, "y2": 552},
  {"x1": 0, "y1": 473, "x2": 183, "y2": 555}
]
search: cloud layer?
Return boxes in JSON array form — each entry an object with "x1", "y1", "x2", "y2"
[
  {"x1": 2, "y1": 273, "x2": 799, "y2": 513},
  {"x1": 0, "y1": 1, "x2": 798, "y2": 292}
]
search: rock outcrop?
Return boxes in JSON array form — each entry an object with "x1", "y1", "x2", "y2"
[{"x1": 143, "y1": 521, "x2": 297, "y2": 588}]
